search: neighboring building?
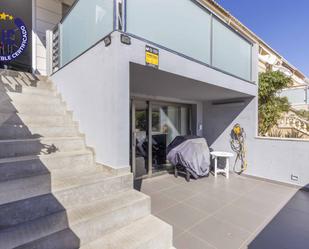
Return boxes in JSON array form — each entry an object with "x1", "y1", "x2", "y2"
[{"x1": 281, "y1": 82, "x2": 309, "y2": 111}]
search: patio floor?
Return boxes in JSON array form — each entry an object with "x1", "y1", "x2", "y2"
[{"x1": 138, "y1": 172, "x2": 309, "y2": 249}]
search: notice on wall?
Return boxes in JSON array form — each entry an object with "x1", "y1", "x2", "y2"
[{"x1": 145, "y1": 45, "x2": 159, "y2": 69}]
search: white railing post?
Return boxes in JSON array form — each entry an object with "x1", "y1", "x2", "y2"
[{"x1": 46, "y1": 30, "x2": 53, "y2": 76}]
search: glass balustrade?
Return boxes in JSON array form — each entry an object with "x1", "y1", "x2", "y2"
[
  {"x1": 57, "y1": 0, "x2": 253, "y2": 82},
  {"x1": 60, "y1": 0, "x2": 114, "y2": 66},
  {"x1": 126, "y1": 0, "x2": 212, "y2": 65}
]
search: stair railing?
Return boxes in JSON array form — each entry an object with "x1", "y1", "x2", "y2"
[{"x1": 278, "y1": 113, "x2": 309, "y2": 135}]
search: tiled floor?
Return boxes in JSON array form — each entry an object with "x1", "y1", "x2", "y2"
[{"x1": 138, "y1": 173, "x2": 309, "y2": 249}]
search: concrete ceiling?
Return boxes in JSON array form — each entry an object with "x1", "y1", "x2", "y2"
[{"x1": 130, "y1": 63, "x2": 251, "y2": 102}]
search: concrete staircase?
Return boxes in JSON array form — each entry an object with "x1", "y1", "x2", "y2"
[{"x1": 0, "y1": 70, "x2": 174, "y2": 249}]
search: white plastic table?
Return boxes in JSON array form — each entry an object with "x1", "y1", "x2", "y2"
[{"x1": 210, "y1": 151, "x2": 234, "y2": 179}]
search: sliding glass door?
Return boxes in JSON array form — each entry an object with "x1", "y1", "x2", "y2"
[
  {"x1": 151, "y1": 103, "x2": 191, "y2": 174},
  {"x1": 131, "y1": 99, "x2": 192, "y2": 179}
]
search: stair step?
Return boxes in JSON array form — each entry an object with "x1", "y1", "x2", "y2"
[
  {"x1": 0, "y1": 190, "x2": 149, "y2": 249},
  {"x1": 0, "y1": 91, "x2": 60, "y2": 105},
  {"x1": 0, "y1": 112, "x2": 73, "y2": 126},
  {"x1": 19, "y1": 86, "x2": 56, "y2": 96},
  {"x1": 1, "y1": 81, "x2": 54, "y2": 93},
  {"x1": 0, "y1": 101, "x2": 67, "y2": 115},
  {"x1": 0, "y1": 168, "x2": 132, "y2": 206},
  {"x1": 80, "y1": 215, "x2": 173, "y2": 249},
  {"x1": 0, "y1": 136, "x2": 86, "y2": 158},
  {"x1": 0, "y1": 150, "x2": 94, "y2": 182},
  {"x1": 15, "y1": 229, "x2": 79, "y2": 249},
  {"x1": 0, "y1": 123, "x2": 80, "y2": 139},
  {"x1": 0, "y1": 85, "x2": 57, "y2": 96}
]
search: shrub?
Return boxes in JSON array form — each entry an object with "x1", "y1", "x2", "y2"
[{"x1": 258, "y1": 71, "x2": 292, "y2": 135}]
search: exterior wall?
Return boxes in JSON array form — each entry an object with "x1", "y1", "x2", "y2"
[
  {"x1": 125, "y1": 34, "x2": 258, "y2": 98},
  {"x1": 51, "y1": 31, "x2": 257, "y2": 169},
  {"x1": 203, "y1": 97, "x2": 309, "y2": 187},
  {"x1": 52, "y1": 33, "x2": 130, "y2": 169},
  {"x1": 51, "y1": 30, "x2": 309, "y2": 186},
  {"x1": 32, "y1": 0, "x2": 74, "y2": 75}
]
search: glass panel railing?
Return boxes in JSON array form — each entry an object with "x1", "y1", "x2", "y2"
[
  {"x1": 60, "y1": 0, "x2": 114, "y2": 66},
  {"x1": 281, "y1": 88, "x2": 306, "y2": 104},
  {"x1": 212, "y1": 18, "x2": 252, "y2": 81},
  {"x1": 126, "y1": 0, "x2": 253, "y2": 82},
  {"x1": 126, "y1": 0, "x2": 212, "y2": 65}
]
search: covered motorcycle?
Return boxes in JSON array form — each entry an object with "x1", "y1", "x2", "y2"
[{"x1": 167, "y1": 136, "x2": 211, "y2": 179}]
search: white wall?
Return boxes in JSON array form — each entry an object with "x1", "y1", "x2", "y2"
[
  {"x1": 52, "y1": 33, "x2": 130, "y2": 169},
  {"x1": 32, "y1": 0, "x2": 74, "y2": 75},
  {"x1": 51, "y1": 31, "x2": 257, "y2": 169},
  {"x1": 203, "y1": 97, "x2": 309, "y2": 187}
]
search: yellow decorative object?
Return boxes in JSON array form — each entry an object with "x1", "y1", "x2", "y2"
[
  {"x1": 0, "y1": 12, "x2": 7, "y2": 20},
  {"x1": 0, "y1": 12, "x2": 14, "y2": 21},
  {"x1": 230, "y1": 124, "x2": 247, "y2": 174}
]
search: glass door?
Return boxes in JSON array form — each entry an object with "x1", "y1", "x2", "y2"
[
  {"x1": 151, "y1": 103, "x2": 191, "y2": 175},
  {"x1": 131, "y1": 100, "x2": 150, "y2": 179},
  {"x1": 131, "y1": 99, "x2": 192, "y2": 179}
]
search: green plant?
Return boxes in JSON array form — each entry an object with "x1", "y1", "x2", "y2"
[{"x1": 258, "y1": 71, "x2": 292, "y2": 135}]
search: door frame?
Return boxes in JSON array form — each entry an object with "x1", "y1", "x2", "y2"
[{"x1": 131, "y1": 97, "x2": 193, "y2": 179}]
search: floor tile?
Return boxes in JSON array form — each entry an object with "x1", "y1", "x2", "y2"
[
  {"x1": 140, "y1": 177, "x2": 175, "y2": 195},
  {"x1": 190, "y1": 217, "x2": 250, "y2": 249},
  {"x1": 214, "y1": 204, "x2": 266, "y2": 232},
  {"x1": 161, "y1": 185, "x2": 197, "y2": 202},
  {"x1": 180, "y1": 178, "x2": 214, "y2": 193},
  {"x1": 173, "y1": 226, "x2": 184, "y2": 243},
  {"x1": 174, "y1": 232, "x2": 216, "y2": 249},
  {"x1": 184, "y1": 193, "x2": 228, "y2": 215},
  {"x1": 203, "y1": 187, "x2": 242, "y2": 203},
  {"x1": 156, "y1": 203, "x2": 205, "y2": 231},
  {"x1": 150, "y1": 192, "x2": 179, "y2": 214},
  {"x1": 140, "y1": 174, "x2": 309, "y2": 249},
  {"x1": 232, "y1": 196, "x2": 280, "y2": 217}
]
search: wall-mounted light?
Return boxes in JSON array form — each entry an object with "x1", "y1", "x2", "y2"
[
  {"x1": 121, "y1": 34, "x2": 131, "y2": 45},
  {"x1": 104, "y1": 35, "x2": 111, "y2": 47}
]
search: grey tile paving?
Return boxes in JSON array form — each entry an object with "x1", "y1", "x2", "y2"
[
  {"x1": 161, "y1": 185, "x2": 197, "y2": 202},
  {"x1": 150, "y1": 192, "x2": 178, "y2": 214},
  {"x1": 156, "y1": 203, "x2": 206, "y2": 231},
  {"x1": 214, "y1": 204, "x2": 267, "y2": 233},
  {"x1": 190, "y1": 216, "x2": 250, "y2": 249},
  {"x1": 140, "y1": 177, "x2": 176, "y2": 195},
  {"x1": 184, "y1": 193, "x2": 228, "y2": 215},
  {"x1": 139, "y1": 173, "x2": 309, "y2": 249},
  {"x1": 232, "y1": 196, "x2": 280, "y2": 217},
  {"x1": 174, "y1": 232, "x2": 216, "y2": 249}
]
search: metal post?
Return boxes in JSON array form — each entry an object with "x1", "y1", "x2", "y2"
[
  {"x1": 45, "y1": 30, "x2": 53, "y2": 76},
  {"x1": 131, "y1": 100, "x2": 136, "y2": 178},
  {"x1": 148, "y1": 101, "x2": 152, "y2": 178}
]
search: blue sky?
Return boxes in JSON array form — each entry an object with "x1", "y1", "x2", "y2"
[{"x1": 216, "y1": 0, "x2": 309, "y2": 77}]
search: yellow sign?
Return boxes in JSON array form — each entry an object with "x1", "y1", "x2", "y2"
[{"x1": 145, "y1": 45, "x2": 159, "y2": 68}]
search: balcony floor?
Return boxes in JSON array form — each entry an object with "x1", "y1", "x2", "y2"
[{"x1": 140, "y1": 172, "x2": 309, "y2": 249}]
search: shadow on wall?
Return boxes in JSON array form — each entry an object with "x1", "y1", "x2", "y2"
[
  {"x1": 203, "y1": 97, "x2": 253, "y2": 147},
  {"x1": 248, "y1": 185, "x2": 309, "y2": 249},
  {"x1": 0, "y1": 70, "x2": 80, "y2": 248}
]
